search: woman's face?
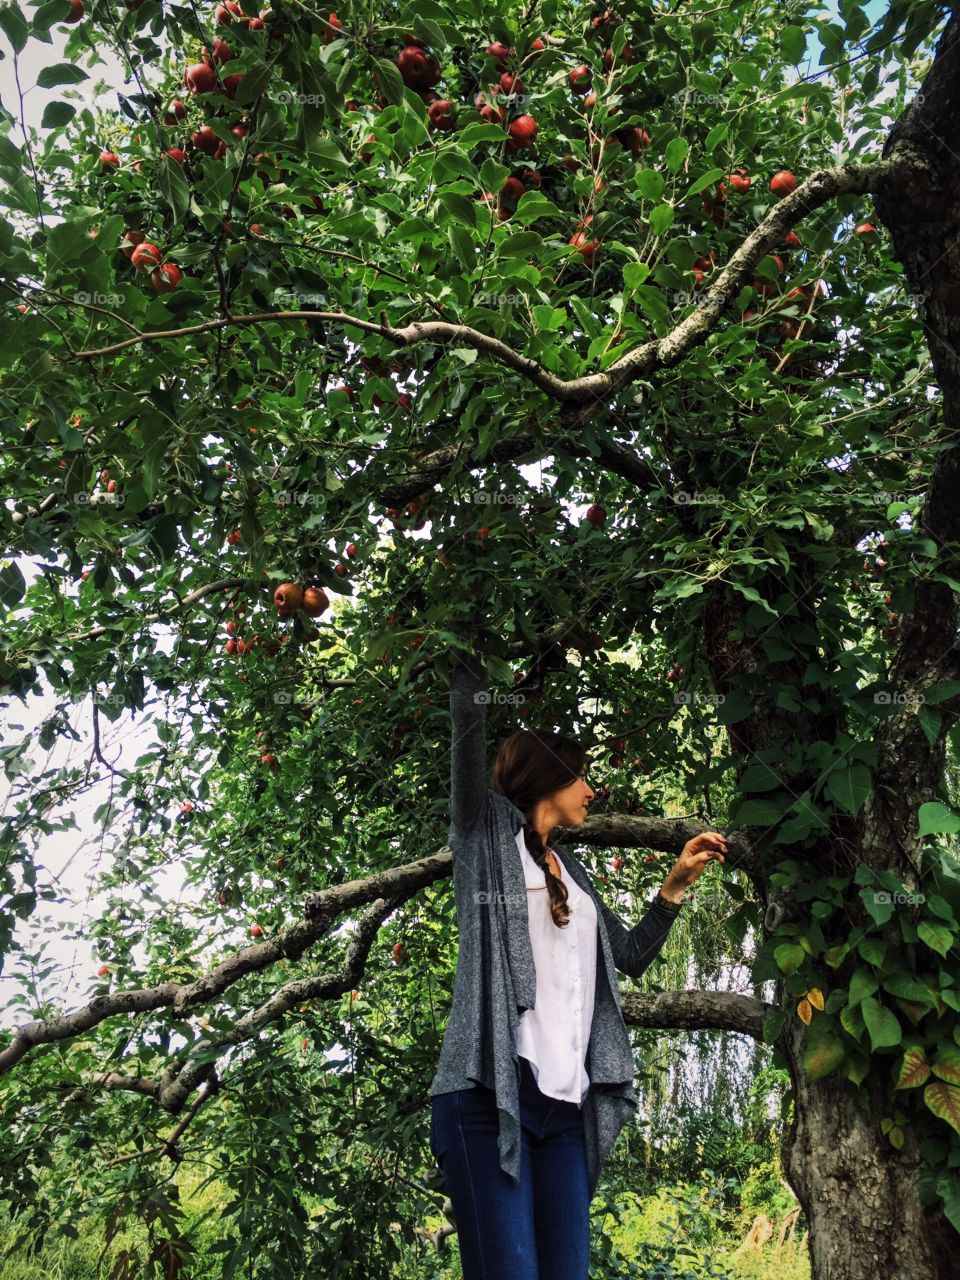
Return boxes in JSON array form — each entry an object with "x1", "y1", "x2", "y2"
[{"x1": 549, "y1": 767, "x2": 595, "y2": 830}]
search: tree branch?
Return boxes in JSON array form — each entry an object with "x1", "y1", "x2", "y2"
[
  {"x1": 620, "y1": 989, "x2": 776, "y2": 1042},
  {"x1": 0, "y1": 817, "x2": 755, "y2": 1077},
  {"x1": 62, "y1": 159, "x2": 921, "y2": 404}
]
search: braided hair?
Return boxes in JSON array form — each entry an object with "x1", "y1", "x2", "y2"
[{"x1": 491, "y1": 728, "x2": 586, "y2": 928}]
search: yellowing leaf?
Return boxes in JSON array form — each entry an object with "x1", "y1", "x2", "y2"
[
  {"x1": 807, "y1": 987, "x2": 825, "y2": 1011},
  {"x1": 924, "y1": 1082, "x2": 960, "y2": 1135},
  {"x1": 895, "y1": 1045, "x2": 931, "y2": 1090},
  {"x1": 797, "y1": 998, "x2": 813, "y2": 1024}
]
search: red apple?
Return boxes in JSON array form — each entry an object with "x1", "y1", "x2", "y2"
[
  {"x1": 184, "y1": 62, "x2": 218, "y2": 93},
  {"x1": 99, "y1": 150, "x2": 120, "y2": 168},
  {"x1": 250, "y1": 923, "x2": 264, "y2": 937},
  {"x1": 163, "y1": 99, "x2": 187, "y2": 123},
  {"x1": 165, "y1": 147, "x2": 188, "y2": 164},
  {"x1": 321, "y1": 12, "x2": 343, "y2": 43},
  {"x1": 130, "y1": 241, "x2": 162, "y2": 270},
  {"x1": 584, "y1": 504, "x2": 607, "y2": 528},
  {"x1": 151, "y1": 262, "x2": 182, "y2": 292},
  {"x1": 222, "y1": 72, "x2": 245, "y2": 100},
  {"x1": 302, "y1": 586, "x2": 329, "y2": 616},
  {"x1": 499, "y1": 72, "x2": 523, "y2": 95},
  {"x1": 569, "y1": 231, "x2": 599, "y2": 265},
  {"x1": 396, "y1": 44, "x2": 441, "y2": 90},
  {"x1": 507, "y1": 114, "x2": 538, "y2": 148},
  {"x1": 120, "y1": 229, "x2": 146, "y2": 260},
  {"x1": 728, "y1": 168, "x2": 751, "y2": 193},
  {"x1": 215, "y1": 0, "x2": 243, "y2": 23},
  {"x1": 192, "y1": 125, "x2": 221, "y2": 155},
  {"x1": 501, "y1": 175, "x2": 526, "y2": 202},
  {"x1": 204, "y1": 37, "x2": 234, "y2": 64},
  {"x1": 65, "y1": 0, "x2": 84, "y2": 21},
  {"x1": 428, "y1": 99, "x2": 456, "y2": 131},
  {"x1": 603, "y1": 44, "x2": 633, "y2": 68},
  {"x1": 568, "y1": 64, "x2": 592, "y2": 93},
  {"x1": 274, "y1": 583, "x2": 303, "y2": 611},
  {"x1": 770, "y1": 169, "x2": 797, "y2": 197},
  {"x1": 486, "y1": 40, "x2": 513, "y2": 65}
]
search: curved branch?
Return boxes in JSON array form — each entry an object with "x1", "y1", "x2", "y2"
[
  {"x1": 0, "y1": 816, "x2": 756, "y2": 1076},
  {"x1": 62, "y1": 158, "x2": 921, "y2": 401}
]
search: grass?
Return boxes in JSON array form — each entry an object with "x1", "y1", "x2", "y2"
[{"x1": 0, "y1": 1170, "x2": 809, "y2": 1280}]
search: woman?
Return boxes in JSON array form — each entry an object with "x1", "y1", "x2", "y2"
[{"x1": 429, "y1": 649, "x2": 727, "y2": 1280}]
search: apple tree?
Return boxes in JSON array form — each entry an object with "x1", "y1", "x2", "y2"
[{"x1": 1, "y1": 0, "x2": 960, "y2": 1277}]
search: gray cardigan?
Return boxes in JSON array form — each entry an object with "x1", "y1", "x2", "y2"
[{"x1": 429, "y1": 651, "x2": 682, "y2": 1201}]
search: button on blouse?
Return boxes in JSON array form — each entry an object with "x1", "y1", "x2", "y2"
[{"x1": 515, "y1": 829, "x2": 598, "y2": 1107}]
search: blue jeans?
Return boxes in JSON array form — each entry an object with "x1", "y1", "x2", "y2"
[{"x1": 429, "y1": 1056, "x2": 590, "y2": 1280}]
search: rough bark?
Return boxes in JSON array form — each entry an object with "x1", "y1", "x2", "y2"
[{"x1": 779, "y1": 1017, "x2": 954, "y2": 1280}]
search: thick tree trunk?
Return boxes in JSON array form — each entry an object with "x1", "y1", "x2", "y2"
[{"x1": 780, "y1": 1019, "x2": 954, "y2": 1280}]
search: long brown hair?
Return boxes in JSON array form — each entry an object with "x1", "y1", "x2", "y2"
[{"x1": 491, "y1": 729, "x2": 586, "y2": 928}]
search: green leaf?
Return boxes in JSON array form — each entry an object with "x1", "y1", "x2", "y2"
[
  {"x1": 436, "y1": 192, "x2": 477, "y2": 228},
  {"x1": 714, "y1": 690, "x2": 755, "y2": 725},
  {"x1": 730, "y1": 582, "x2": 778, "y2": 617},
  {"x1": 937, "y1": 1174, "x2": 960, "y2": 1234},
  {"x1": 825, "y1": 763, "x2": 871, "y2": 816},
  {"x1": 736, "y1": 796, "x2": 790, "y2": 827},
  {"x1": 704, "y1": 122, "x2": 728, "y2": 152},
  {"x1": 848, "y1": 969, "x2": 878, "y2": 1004},
  {"x1": 156, "y1": 156, "x2": 191, "y2": 220},
  {"x1": 780, "y1": 25, "x2": 807, "y2": 64},
  {"x1": 861, "y1": 996, "x2": 903, "y2": 1050},
  {"x1": 762, "y1": 1010, "x2": 786, "y2": 1044},
  {"x1": 622, "y1": 262, "x2": 650, "y2": 289},
  {"x1": 479, "y1": 158, "x2": 509, "y2": 191},
  {"x1": 0, "y1": 561, "x2": 26, "y2": 610},
  {"x1": 648, "y1": 204, "x2": 675, "y2": 235},
  {"x1": 858, "y1": 936, "x2": 886, "y2": 966},
  {"x1": 683, "y1": 167, "x2": 726, "y2": 198},
  {"x1": 882, "y1": 973, "x2": 936, "y2": 1006},
  {"x1": 664, "y1": 137, "x2": 689, "y2": 174},
  {"x1": 774, "y1": 943, "x2": 806, "y2": 975},
  {"x1": 730, "y1": 60, "x2": 762, "y2": 87},
  {"x1": 304, "y1": 138, "x2": 349, "y2": 172},
  {"x1": 634, "y1": 169, "x2": 664, "y2": 201},
  {"x1": 498, "y1": 231, "x2": 542, "y2": 258},
  {"x1": 373, "y1": 57, "x2": 406, "y2": 106},
  {"x1": 739, "y1": 763, "x2": 783, "y2": 793},
  {"x1": 917, "y1": 921, "x2": 954, "y2": 957},
  {"x1": 0, "y1": 1, "x2": 29, "y2": 53},
  {"x1": 803, "y1": 1034, "x2": 845, "y2": 1081},
  {"x1": 36, "y1": 63, "x2": 89, "y2": 88},
  {"x1": 919, "y1": 802, "x2": 960, "y2": 837},
  {"x1": 41, "y1": 101, "x2": 76, "y2": 130},
  {"x1": 531, "y1": 305, "x2": 566, "y2": 332},
  {"x1": 925, "y1": 894, "x2": 957, "y2": 925}
]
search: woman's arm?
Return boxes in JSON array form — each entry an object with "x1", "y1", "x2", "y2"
[
  {"x1": 595, "y1": 895, "x2": 681, "y2": 980},
  {"x1": 448, "y1": 649, "x2": 489, "y2": 837}
]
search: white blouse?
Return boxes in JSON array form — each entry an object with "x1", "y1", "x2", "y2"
[{"x1": 515, "y1": 829, "x2": 598, "y2": 1106}]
